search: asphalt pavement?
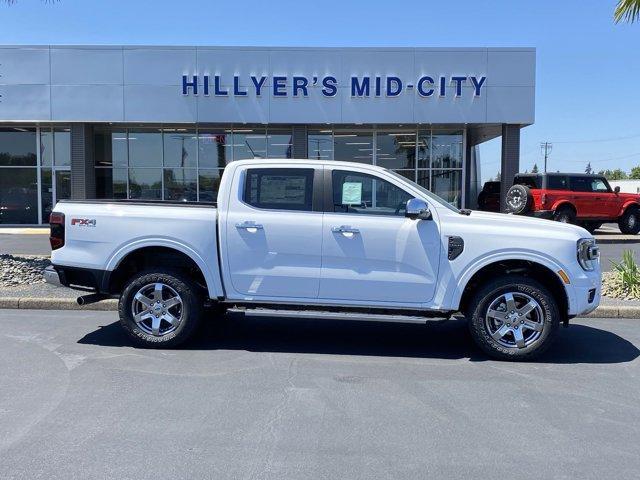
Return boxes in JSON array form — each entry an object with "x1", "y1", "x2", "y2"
[{"x1": 1, "y1": 309, "x2": 639, "y2": 479}]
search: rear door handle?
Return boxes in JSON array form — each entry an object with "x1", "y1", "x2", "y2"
[
  {"x1": 332, "y1": 225, "x2": 360, "y2": 234},
  {"x1": 236, "y1": 221, "x2": 263, "y2": 230}
]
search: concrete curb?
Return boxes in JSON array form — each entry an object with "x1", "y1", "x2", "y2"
[
  {"x1": 594, "y1": 237, "x2": 640, "y2": 245},
  {"x1": 0, "y1": 297, "x2": 118, "y2": 311},
  {"x1": 0, "y1": 297, "x2": 639, "y2": 318}
]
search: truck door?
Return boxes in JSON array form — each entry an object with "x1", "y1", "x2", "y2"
[
  {"x1": 223, "y1": 166, "x2": 323, "y2": 299},
  {"x1": 318, "y1": 168, "x2": 440, "y2": 305}
]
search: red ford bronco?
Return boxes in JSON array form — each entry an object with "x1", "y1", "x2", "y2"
[{"x1": 505, "y1": 173, "x2": 640, "y2": 234}]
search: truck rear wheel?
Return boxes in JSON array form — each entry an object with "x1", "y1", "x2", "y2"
[
  {"x1": 118, "y1": 269, "x2": 203, "y2": 348},
  {"x1": 466, "y1": 275, "x2": 560, "y2": 361},
  {"x1": 619, "y1": 207, "x2": 640, "y2": 235},
  {"x1": 553, "y1": 206, "x2": 576, "y2": 224}
]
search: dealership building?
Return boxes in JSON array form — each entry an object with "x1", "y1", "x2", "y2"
[{"x1": 0, "y1": 45, "x2": 535, "y2": 224}]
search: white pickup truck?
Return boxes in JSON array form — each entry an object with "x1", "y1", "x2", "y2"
[{"x1": 45, "y1": 159, "x2": 601, "y2": 360}]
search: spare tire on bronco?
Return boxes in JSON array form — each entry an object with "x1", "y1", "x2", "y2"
[{"x1": 505, "y1": 184, "x2": 533, "y2": 214}]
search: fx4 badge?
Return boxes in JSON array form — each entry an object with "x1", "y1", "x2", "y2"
[{"x1": 71, "y1": 218, "x2": 96, "y2": 227}]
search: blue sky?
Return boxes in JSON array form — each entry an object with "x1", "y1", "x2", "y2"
[{"x1": 1, "y1": 0, "x2": 639, "y2": 182}]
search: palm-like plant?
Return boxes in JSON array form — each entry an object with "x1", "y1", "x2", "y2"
[{"x1": 615, "y1": 0, "x2": 640, "y2": 23}]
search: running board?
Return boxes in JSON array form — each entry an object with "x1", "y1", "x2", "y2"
[{"x1": 227, "y1": 307, "x2": 440, "y2": 324}]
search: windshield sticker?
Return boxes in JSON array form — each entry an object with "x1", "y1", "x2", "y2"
[{"x1": 342, "y1": 182, "x2": 363, "y2": 205}]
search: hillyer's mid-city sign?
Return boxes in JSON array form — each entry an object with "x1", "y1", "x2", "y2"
[
  {"x1": 181, "y1": 74, "x2": 488, "y2": 98},
  {"x1": 0, "y1": 46, "x2": 535, "y2": 124}
]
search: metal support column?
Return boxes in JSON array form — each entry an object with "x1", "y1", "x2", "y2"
[
  {"x1": 500, "y1": 124, "x2": 521, "y2": 213},
  {"x1": 70, "y1": 124, "x2": 95, "y2": 200}
]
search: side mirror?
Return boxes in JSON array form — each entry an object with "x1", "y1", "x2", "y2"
[
  {"x1": 405, "y1": 198, "x2": 431, "y2": 220},
  {"x1": 615, "y1": 186, "x2": 621, "y2": 194}
]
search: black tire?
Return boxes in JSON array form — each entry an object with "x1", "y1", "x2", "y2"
[
  {"x1": 118, "y1": 269, "x2": 203, "y2": 348},
  {"x1": 553, "y1": 206, "x2": 576, "y2": 224},
  {"x1": 505, "y1": 184, "x2": 532, "y2": 214},
  {"x1": 618, "y1": 207, "x2": 640, "y2": 235},
  {"x1": 467, "y1": 275, "x2": 560, "y2": 361}
]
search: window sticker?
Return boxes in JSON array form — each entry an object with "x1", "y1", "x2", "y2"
[{"x1": 342, "y1": 182, "x2": 362, "y2": 205}]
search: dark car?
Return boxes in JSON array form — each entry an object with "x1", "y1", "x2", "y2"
[{"x1": 477, "y1": 181, "x2": 501, "y2": 212}]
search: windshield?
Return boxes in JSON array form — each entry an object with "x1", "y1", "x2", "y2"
[{"x1": 386, "y1": 169, "x2": 461, "y2": 213}]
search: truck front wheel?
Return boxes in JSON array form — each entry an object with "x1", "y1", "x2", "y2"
[
  {"x1": 467, "y1": 275, "x2": 560, "y2": 361},
  {"x1": 619, "y1": 207, "x2": 640, "y2": 235},
  {"x1": 118, "y1": 269, "x2": 203, "y2": 348}
]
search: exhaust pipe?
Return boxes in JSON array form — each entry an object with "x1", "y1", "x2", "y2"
[{"x1": 77, "y1": 293, "x2": 108, "y2": 306}]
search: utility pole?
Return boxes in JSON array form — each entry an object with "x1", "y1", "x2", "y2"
[{"x1": 540, "y1": 142, "x2": 553, "y2": 173}]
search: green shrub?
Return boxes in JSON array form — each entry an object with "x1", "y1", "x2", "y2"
[{"x1": 609, "y1": 250, "x2": 640, "y2": 298}]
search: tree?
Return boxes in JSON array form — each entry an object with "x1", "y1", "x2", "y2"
[
  {"x1": 630, "y1": 166, "x2": 640, "y2": 179},
  {"x1": 615, "y1": 0, "x2": 640, "y2": 23},
  {"x1": 531, "y1": 163, "x2": 539, "y2": 174},
  {"x1": 585, "y1": 162, "x2": 593, "y2": 174},
  {"x1": 493, "y1": 172, "x2": 501, "y2": 182},
  {"x1": 603, "y1": 169, "x2": 629, "y2": 180}
]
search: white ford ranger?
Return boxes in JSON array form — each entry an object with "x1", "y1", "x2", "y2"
[{"x1": 45, "y1": 159, "x2": 601, "y2": 360}]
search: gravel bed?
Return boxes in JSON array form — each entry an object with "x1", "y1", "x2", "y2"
[{"x1": 0, "y1": 254, "x2": 50, "y2": 287}]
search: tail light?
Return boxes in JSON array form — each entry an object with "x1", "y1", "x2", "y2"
[{"x1": 49, "y1": 212, "x2": 65, "y2": 250}]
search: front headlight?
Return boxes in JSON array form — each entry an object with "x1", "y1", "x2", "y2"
[{"x1": 577, "y1": 238, "x2": 599, "y2": 271}]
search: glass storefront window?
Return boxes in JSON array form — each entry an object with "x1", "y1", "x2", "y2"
[
  {"x1": 198, "y1": 131, "x2": 231, "y2": 168},
  {"x1": 431, "y1": 169, "x2": 462, "y2": 205},
  {"x1": 163, "y1": 129, "x2": 197, "y2": 168},
  {"x1": 0, "y1": 128, "x2": 37, "y2": 166},
  {"x1": 41, "y1": 168, "x2": 53, "y2": 222},
  {"x1": 307, "y1": 130, "x2": 333, "y2": 160},
  {"x1": 417, "y1": 131, "x2": 431, "y2": 169},
  {"x1": 129, "y1": 168, "x2": 162, "y2": 199},
  {"x1": 53, "y1": 128, "x2": 71, "y2": 166},
  {"x1": 96, "y1": 168, "x2": 127, "y2": 199},
  {"x1": 431, "y1": 130, "x2": 463, "y2": 169},
  {"x1": 40, "y1": 130, "x2": 54, "y2": 167},
  {"x1": 164, "y1": 168, "x2": 197, "y2": 201},
  {"x1": 233, "y1": 129, "x2": 267, "y2": 159},
  {"x1": 334, "y1": 132, "x2": 373, "y2": 164},
  {"x1": 0, "y1": 167, "x2": 38, "y2": 224},
  {"x1": 267, "y1": 130, "x2": 293, "y2": 158},
  {"x1": 376, "y1": 131, "x2": 416, "y2": 170},
  {"x1": 198, "y1": 169, "x2": 223, "y2": 202},
  {"x1": 94, "y1": 129, "x2": 128, "y2": 167},
  {"x1": 128, "y1": 129, "x2": 163, "y2": 167}
]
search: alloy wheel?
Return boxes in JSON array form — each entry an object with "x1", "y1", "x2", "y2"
[
  {"x1": 484, "y1": 292, "x2": 545, "y2": 349},
  {"x1": 131, "y1": 283, "x2": 184, "y2": 337}
]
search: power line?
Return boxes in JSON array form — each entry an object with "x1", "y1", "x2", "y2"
[{"x1": 552, "y1": 132, "x2": 640, "y2": 144}]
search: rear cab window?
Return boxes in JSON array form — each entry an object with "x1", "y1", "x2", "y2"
[
  {"x1": 244, "y1": 168, "x2": 315, "y2": 211},
  {"x1": 513, "y1": 174, "x2": 542, "y2": 189}
]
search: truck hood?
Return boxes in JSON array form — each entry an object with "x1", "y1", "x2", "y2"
[{"x1": 466, "y1": 210, "x2": 590, "y2": 240}]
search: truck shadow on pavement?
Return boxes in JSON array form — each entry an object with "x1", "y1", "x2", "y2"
[{"x1": 78, "y1": 313, "x2": 640, "y2": 364}]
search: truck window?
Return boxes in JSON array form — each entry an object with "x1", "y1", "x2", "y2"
[
  {"x1": 591, "y1": 178, "x2": 610, "y2": 193},
  {"x1": 513, "y1": 175, "x2": 541, "y2": 189},
  {"x1": 547, "y1": 175, "x2": 569, "y2": 190},
  {"x1": 244, "y1": 168, "x2": 314, "y2": 211},
  {"x1": 332, "y1": 170, "x2": 412, "y2": 216},
  {"x1": 570, "y1": 176, "x2": 592, "y2": 192}
]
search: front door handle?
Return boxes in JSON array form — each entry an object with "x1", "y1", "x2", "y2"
[
  {"x1": 332, "y1": 225, "x2": 360, "y2": 234},
  {"x1": 236, "y1": 221, "x2": 263, "y2": 230}
]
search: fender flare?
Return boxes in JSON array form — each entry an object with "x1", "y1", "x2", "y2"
[
  {"x1": 550, "y1": 200, "x2": 576, "y2": 214},
  {"x1": 617, "y1": 201, "x2": 640, "y2": 218},
  {"x1": 448, "y1": 250, "x2": 575, "y2": 313},
  {"x1": 105, "y1": 237, "x2": 223, "y2": 298}
]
